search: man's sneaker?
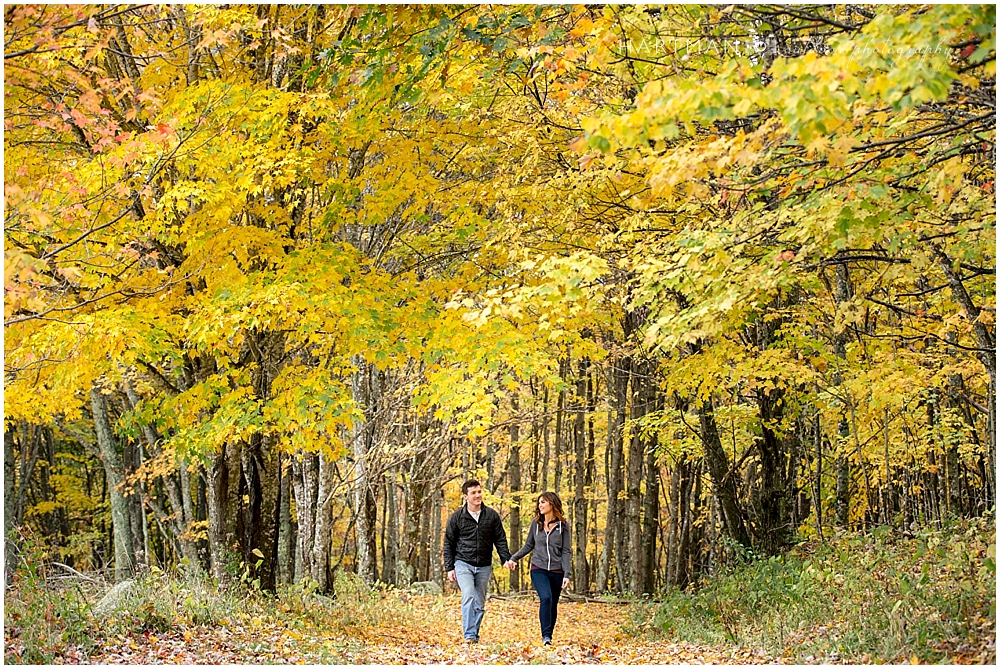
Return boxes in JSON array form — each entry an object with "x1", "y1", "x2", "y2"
[
  {"x1": 465, "y1": 638, "x2": 478, "y2": 644},
  {"x1": 542, "y1": 637, "x2": 552, "y2": 646}
]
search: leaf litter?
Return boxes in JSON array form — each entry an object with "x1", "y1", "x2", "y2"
[{"x1": 74, "y1": 593, "x2": 784, "y2": 664}]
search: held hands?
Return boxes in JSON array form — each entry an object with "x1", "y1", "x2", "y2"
[{"x1": 503, "y1": 560, "x2": 517, "y2": 571}]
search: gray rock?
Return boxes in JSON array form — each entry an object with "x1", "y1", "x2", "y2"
[
  {"x1": 408, "y1": 580, "x2": 442, "y2": 595},
  {"x1": 91, "y1": 579, "x2": 138, "y2": 618}
]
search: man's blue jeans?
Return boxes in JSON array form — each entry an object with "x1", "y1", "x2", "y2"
[{"x1": 454, "y1": 560, "x2": 491, "y2": 641}]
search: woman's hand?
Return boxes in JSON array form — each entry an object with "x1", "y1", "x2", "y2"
[{"x1": 562, "y1": 577, "x2": 570, "y2": 589}]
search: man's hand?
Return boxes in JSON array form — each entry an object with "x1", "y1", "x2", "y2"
[
  {"x1": 447, "y1": 570, "x2": 456, "y2": 583},
  {"x1": 503, "y1": 560, "x2": 517, "y2": 571}
]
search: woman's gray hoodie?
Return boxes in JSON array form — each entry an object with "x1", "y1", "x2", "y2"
[{"x1": 510, "y1": 518, "x2": 571, "y2": 576}]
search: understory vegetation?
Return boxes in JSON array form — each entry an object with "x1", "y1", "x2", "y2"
[
  {"x1": 642, "y1": 515, "x2": 996, "y2": 664},
  {"x1": 4, "y1": 534, "x2": 395, "y2": 664},
  {"x1": 6, "y1": 517, "x2": 996, "y2": 664}
]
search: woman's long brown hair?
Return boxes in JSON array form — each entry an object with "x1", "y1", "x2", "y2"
[{"x1": 533, "y1": 491, "x2": 567, "y2": 527}]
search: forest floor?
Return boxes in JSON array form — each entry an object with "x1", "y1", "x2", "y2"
[
  {"x1": 8, "y1": 519, "x2": 994, "y2": 665},
  {"x1": 53, "y1": 593, "x2": 779, "y2": 665}
]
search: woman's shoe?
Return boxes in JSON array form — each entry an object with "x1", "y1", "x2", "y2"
[{"x1": 542, "y1": 637, "x2": 552, "y2": 646}]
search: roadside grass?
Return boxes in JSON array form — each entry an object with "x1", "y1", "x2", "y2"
[{"x1": 640, "y1": 514, "x2": 996, "y2": 664}]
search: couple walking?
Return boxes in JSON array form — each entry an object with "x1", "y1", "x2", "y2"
[{"x1": 443, "y1": 480, "x2": 571, "y2": 646}]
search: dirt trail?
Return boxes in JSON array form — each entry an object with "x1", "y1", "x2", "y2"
[
  {"x1": 77, "y1": 593, "x2": 783, "y2": 664},
  {"x1": 340, "y1": 594, "x2": 780, "y2": 664}
]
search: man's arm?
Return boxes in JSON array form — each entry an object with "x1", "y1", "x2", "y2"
[
  {"x1": 492, "y1": 510, "x2": 512, "y2": 563},
  {"x1": 443, "y1": 511, "x2": 458, "y2": 571}
]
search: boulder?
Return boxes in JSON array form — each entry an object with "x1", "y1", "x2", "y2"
[
  {"x1": 408, "y1": 580, "x2": 442, "y2": 595},
  {"x1": 91, "y1": 579, "x2": 138, "y2": 618}
]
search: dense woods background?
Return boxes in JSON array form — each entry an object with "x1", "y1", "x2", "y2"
[{"x1": 4, "y1": 4, "x2": 995, "y2": 600}]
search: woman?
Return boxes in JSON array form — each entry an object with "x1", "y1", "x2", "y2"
[{"x1": 504, "y1": 491, "x2": 571, "y2": 646}]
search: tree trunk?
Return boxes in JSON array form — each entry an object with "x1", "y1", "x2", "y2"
[
  {"x1": 418, "y1": 485, "x2": 431, "y2": 580},
  {"x1": 610, "y1": 357, "x2": 630, "y2": 593},
  {"x1": 118, "y1": 415, "x2": 146, "y2": 569},
  {"x1": 90, "y1": 386, "x2": 136, "y2": 581},
  {"x1": 573, "y1": 359, "x2": 588, "y2": 593},
  {"x1": 813, "y1": 409, "x2": 824, "y2": 540},
  {"x1": 626, "y1": 359, "x2": 646, "y2": 594},
  {"x1": 930, "y1": 243, "x2": 996, "y2": 410},
  {"x1": 204, "y1": 446, "x2": 230, "y2": 583},
  {"x1": 277, "y1": 453, "x2": 293, "y2": 585},
  {"x1": 586, "y1": 369, "x2": 599, "y2": 594},
  {"x1": 752, "y1": 389, "x2": 792, "y2": 554},
  {"x1": 351, "y1": 355, "x2": 377, "y2": 584},
  {"x1": 509, "y1": 396, "x2": 523, "y2": 592},
  {"x1": 641, "y1": 422, "x2": 660, "y2": 594},
  {"x1": 4, "y1": 424, "x2": 17, "y2": 586},
  {"x1": 541, "y1": 387, "x2": 551, "y2": 491},
  {"x1": 665, "y1": 462, "x2": 680, "y2": 587},
  {"x1": 596, "y1": 375, "x2": 614, "y2": 593},
  {"x1": 431, "y1": 487, "x2": 443, "y2": 586},
  {"x1": 382, "y1": 469, "x2": 399, "y2": 585},
  {"x1": 698, "y1": 399, "x2": 751, "y2": 549},
  {"x1": 312, "y1": 450, "x2": 335, "y2": 589},
  {"x1": 554, "y1": 355, "x2": 567, "y2": 495},
  {"x1": 123, "y1": 380, "x2": 202, "y2": 571},
  {"x1": 833, "y1": 262, "x2": 853, "y2": 528},
  {"x1": 399, "y1": 465, "x2": 423, "y2": 587},
  {"x1": 291, "y1": 451, "x2": 317, "y2": 583}
]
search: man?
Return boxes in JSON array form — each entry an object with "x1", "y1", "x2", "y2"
[{"x1": 443, "y1": 479, "x2": 512, "y2": 643}]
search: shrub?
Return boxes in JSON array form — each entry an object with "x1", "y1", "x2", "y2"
[
  {"x1": 646, "y1": 515, "x2": 996, "y2": 663},
  {"x1": 3, "y1": 529, "x2": 92, "y2": 664}
]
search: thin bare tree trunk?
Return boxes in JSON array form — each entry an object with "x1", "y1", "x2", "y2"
[
  {"x1": 351, "y1": 355, "x2": 376, "y2": 584},
  {"x1": 5, "y1": 424, "x2": 17, "y2": 586},
  {"x1": 277, "y1": 454, "x2": 293, "y2": 584},
  {"x1": 833, "y1": 262, "x2": 853, "y2": 528},
  {"x1": 382, "y1": 468, "x2": 399, "y2": 584},
  {"x1": 541, "y1": 387, "x2": 551, "y2": 491},
  {"x1": 291, "y1": 452, "x2": 317, "y2": 583},
  {"x1": 641, "y1": 426, "x2": 660, "y2": 594},
  {"x1": 509, "y1": 395, "x2": 523, "y2": 592},
  {"x1": 609, "y1": 357, "x2": 629, "y2": 593},
  {"x1": 431, "y1": 487, "x2": 443, "y2": 586},
  {"x1": 699, "y1": 399, "x2": 751, "y2": 549},
  {"x1": 813, "y1": 409, "x2": 824, "y2": 541},
  {"x1": 91, "y1": 386, "x2": 136, "y2": 581},
  {"x1": 312, "y1": 451, "x2": 335, "y2": 589},
  {"x1": 626, "y1": 360, "x2": 646, "y2": 594},
  {"x1": 554, "y1": 355, "x2": 567, "y2": 495},
  {"x1": 573, "y1": 358, "x2": 588, "y2": 592}
]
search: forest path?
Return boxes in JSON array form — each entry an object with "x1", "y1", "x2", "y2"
[
  {"x1": 329, "y1": 593, "x2": 780, "y2": 664},
  {"x1": 80, "y1": 592, "x2": 783, "y2": 664}
]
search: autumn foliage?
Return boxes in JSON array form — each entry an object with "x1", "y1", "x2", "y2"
[{"x1": 3, "y1": 3, "x2": 996, "y2": 662}]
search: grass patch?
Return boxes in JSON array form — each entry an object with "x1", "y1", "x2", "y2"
[
  {"x1": 642, "y1": 515, "x2": 996, "y2": 663},
  {"x1": 4, "y1": 546, "x2": 419, "y2": 663}
]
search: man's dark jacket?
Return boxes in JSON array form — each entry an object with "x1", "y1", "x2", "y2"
[{"x1": 443, "y1": 504, "x2": 511, "y2": 570}]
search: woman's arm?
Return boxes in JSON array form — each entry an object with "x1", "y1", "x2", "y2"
[{"x1": 509, "y1": 519, "x2": 536, "y2": 562}]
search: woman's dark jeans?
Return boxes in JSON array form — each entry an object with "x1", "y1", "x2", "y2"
[{"x1": 530, "y1": 568, "x2": 563, "y2": 639}]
